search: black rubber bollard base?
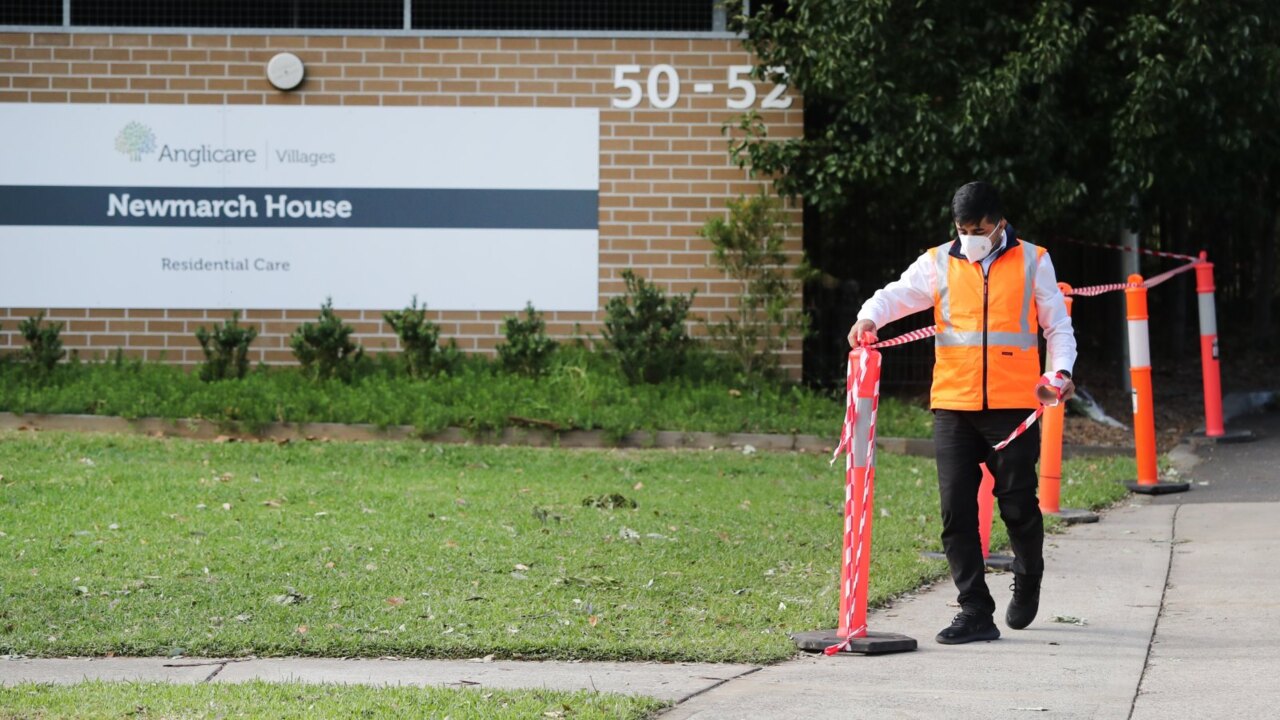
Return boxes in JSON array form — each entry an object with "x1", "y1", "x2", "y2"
[
  {"x1": 921, "y1": 550, "x2": 1014, "y2": 571},
  {"x1": 1046, "y1": 507, "x2": 1100, "y2": 524},
  {"x1": 1192, "y1": 429, "x2": 1256, "y2": 444},
  {"x1": 1125, "y1": 480, "x2": 1191, "y2": 495},
  {"x1": 792, "y1": 630, "x2": 917, "y2": 655}
]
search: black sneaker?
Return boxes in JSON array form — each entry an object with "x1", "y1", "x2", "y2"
[
  {"x1": 935, "y1": 610, "x2": 1000, "y2": 645},
  {"x1": 1006, "y1": 574, "x2": 1042, "y2": 630}
]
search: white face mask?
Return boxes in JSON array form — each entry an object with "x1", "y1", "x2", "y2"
[{"x1": 958, "y1": 222, "x2": 1002, "y2": 263}]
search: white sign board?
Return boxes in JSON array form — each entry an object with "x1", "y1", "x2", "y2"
[{"x1": 0, "y1": 104, "x2": 599, "y2": 310}]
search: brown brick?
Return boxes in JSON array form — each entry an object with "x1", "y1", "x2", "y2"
[
  {"x1": 53, "y1": 48, "x2": 91, "y2": 60},
  {"x1": 15, "y1": 47, "x2": 53, "y2": 60},
  {"x1": 72, "y1": 34, "x2": 113, "y2": 47},
  {"x1": 69, "y1": 91, "x2": 108, "y2": 102},
  {"x1": 342, "y1": 95, "x2": 379, "y2": 106},
  {"x1": 128, "y1": 77, "x2": 167, "y2": 90},
  {"x1": 107, "y1": 35, "x2": 151, "y2": 48},
  {"x1": 344, "y1": 36, "x2": 383, "y2": 49},
  {"x1": 33, "y1": 33, "x2": 71, "y2": 47},
  {"x1": 440, "y1": 52, "x2": 480, "y2": 65},
  {"x1": 303, "y1": 93, "x2": 342, "y2": 105},
  {"x1": 264, "y1": 92, "x2": 304, "y2": 105},
  {"x1": 344, "y1": 65, "x2": 379, "y2": 78},
  {"x1": 207, "y1": 78, "x2": 247, "y2": 91},
  {"x1": 52, "y1": 76, "x2": 90, "y2": 89},
  {"x1": 229, "y1": 35, "x2": 267, "y2": 49},
  {"x1": 420, "y1": 65, "x2": 458, "y2": 79},
  {"x1": 265, "y1": 35, "x2": 307, "y2": 49},
  {"x1": 130, "y1": 49, "x2": 170, "y2": 62},
  {"x1": 384, "y1": 37, "x2": 421, "y2": 50},
  {"x1": 30, "y1": 61, "x2": 69, "y2": 74},
  {"x1": 169, "y1": 49, "x2": 209, "y2": 62},
  {"x1": 190, "y1": 35, "x2": 229, "y2": 48},
  {"x1": 361, "y1": 79, "x2": 399, "y2": 92},
  {"x1": 187, "y1": 93, "x2": 226, "y2": 104},
  {"x1": 401, "y1": 80, "x2": 439, "y2": 93},
  {"x1": 306, "y1": 36, "x2": 345, "y2": 49},
  {"x1": 324, "y1": 50, "x2": 362, "y2": 63},
  {"x1": 188, "y1": 63, "x2": 227, "y2": 76},
  {"x1": 319, "y1": 79, "x2": 360, "y2": 92},
  {"x1": 13, "y1": 76, "x2": 51, "y2": 89}
]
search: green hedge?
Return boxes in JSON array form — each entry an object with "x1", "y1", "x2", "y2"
[{"x1": 0, "y1": 349, "x2": 932, "y2": 439}]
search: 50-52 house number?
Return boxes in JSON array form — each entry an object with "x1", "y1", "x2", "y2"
[{"x1": 610, "y1": 65, "x2": 793, "y2": 110}]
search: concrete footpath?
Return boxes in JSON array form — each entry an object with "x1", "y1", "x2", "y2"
[{"x1": 3, "y1": 411, "x2": 1277, "y2": 719}]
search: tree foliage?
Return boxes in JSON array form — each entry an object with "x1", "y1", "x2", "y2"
[
  {"x1": 732, "y1": 0, "x2": 1280, "y2": 376},
  {"x1": 700, "y1": 193, "x2": 809, "y2": 378}
]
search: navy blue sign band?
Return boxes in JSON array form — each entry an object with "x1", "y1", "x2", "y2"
[{"x1": 0, "y1": 186, "x2": 599, "y2": 230}]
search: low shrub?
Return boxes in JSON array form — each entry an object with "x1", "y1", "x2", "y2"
[
  {"x1": 382, "y1": 297, "x2": 461, "y2": 378},
  {"x1": 497, "y1": 302, "x2": 557, "y2": 377},
  {"x1": 194, "y1": 311, "x2": 258, "y2": 381},
  {"x1": 18, "y1": 312, "x2": 66, "y2": 373},
  {"x1": 602, "y1": 270, "x2": 695, "y2": 384},
  {"x1": 289, "y1": 298, "x2": 364, "y2": 382}
]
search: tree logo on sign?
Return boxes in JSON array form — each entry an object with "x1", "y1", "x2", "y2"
[{"x1": 115, "y1": 121, "x2": 156, "y2": 162}]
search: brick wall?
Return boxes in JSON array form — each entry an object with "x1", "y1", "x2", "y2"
[{"x1": 0, "y1": 31, "x2": 804, "y2": 371}]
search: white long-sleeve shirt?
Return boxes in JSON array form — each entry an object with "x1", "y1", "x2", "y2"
[{"x1": 855, "y1": 230, "x2": 1078, "y2": 376}]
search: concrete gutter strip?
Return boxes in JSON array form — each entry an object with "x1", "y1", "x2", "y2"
[
  {"x1": 0, "y1": 412, "x2": 1128, "y2": 458},
  {"x1": 0, "y1": 657, "x2": 757, "y2": 704}
]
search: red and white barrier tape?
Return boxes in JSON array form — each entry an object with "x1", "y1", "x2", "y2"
[
  {"x1": 1058, "y1": 237, "x2": 1198, "y2": 262},
  {"x1": 1065, "y1": 257, "x2": 1200, "y2": 298},
  {"x1": 825, "y1": 350, "x2": 879, "y2": 654},
  {"x1": 866, "y1": 325, "x2": 937, "y2": 349}
]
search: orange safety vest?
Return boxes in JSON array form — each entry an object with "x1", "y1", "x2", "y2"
[{"x1": 929, "y1": 236, "x2": 1046, "y2": 410}]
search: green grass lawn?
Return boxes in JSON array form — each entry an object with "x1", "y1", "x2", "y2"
[
  {"x1": 0, "y1": 681, "x2": 665, "y2": 720},
  {"x1": 0, "y1": 431, "x2": 1132, "y2": 664},
  {"x1": 0, "y1": 351, "x2": 934, "y2": 440}
]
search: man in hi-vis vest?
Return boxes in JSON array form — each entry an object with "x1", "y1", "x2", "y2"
[{"x1": 848, "y1": 181, "x2": 1077, "y2": 645}]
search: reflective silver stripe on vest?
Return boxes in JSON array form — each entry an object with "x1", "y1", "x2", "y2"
[
  {"x1": 1019, "y1": 241, "x2": 1040, "y2": 336},
  {"x1": 936, "y1": 330, "x2": 1038, "y2": 349},
  {"x1": 934, "y1": 242, "x2": 953, "y2": 331}
]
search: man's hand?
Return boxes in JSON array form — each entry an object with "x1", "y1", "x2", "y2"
[
  {"x1": 1037, "y1": 372, "x2": 1076, "y2": 405},
  {"x1": 847, "y1": 319, "x2": 878, "y2": 348},
  {"x1": 1059, "y1": 376, "x2": 1076, "y2": 402}
]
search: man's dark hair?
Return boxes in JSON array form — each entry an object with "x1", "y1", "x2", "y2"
[{"x1": 951, "y1": 181, "x2": 1003, "y2": 224}]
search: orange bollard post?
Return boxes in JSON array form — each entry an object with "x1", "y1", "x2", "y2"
[
  {"x1": 1124, "y1": 274, "x2": 1189, "y2": 495},
  {"x1": 977, "y1": 464, "x2": 994, "y2": 557},
  {"x1": 1038, "y1": 283, "x2": 1098, "y2": 523},
  {"x1": 1194, "y1": 252, "x2": 1254, "y2": 443},
  {"x1": 923, "y1": 462, "x2": 1014, "y2": 569},
  {"x1": 975, "y1": 463, "x2": 1014, "y2": 570},
  {"x1": 792, "y1": 348, "x2": 916, "y2": 656}
]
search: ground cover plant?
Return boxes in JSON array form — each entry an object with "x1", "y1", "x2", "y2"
[
  {"x1": 0, "y1": 681, "x2": 665, "y2": 720},
  {"x1": 0, "y1": 348, "x2": 933, "y2": 439},
  {"x1": 0, "y1": 432, "x2": 1132, "y2": 663}
]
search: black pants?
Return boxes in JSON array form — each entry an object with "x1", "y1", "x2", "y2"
[{"x1": 934, "y1": 409, "x2": 1044, "y2": 616}]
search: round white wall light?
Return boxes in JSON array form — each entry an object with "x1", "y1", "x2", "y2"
[{"x1": 266, "y1": 52, "x2": 305, "y2": 91}]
